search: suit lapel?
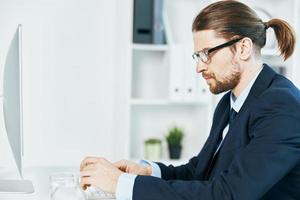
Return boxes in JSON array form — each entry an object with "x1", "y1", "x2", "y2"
[
  {"x1": 227, "y1": 64, "x2": 277, "y2": 131},
  {"x1": 209, "y1": 93, "x2": 231, "y2": 154},
  {"x1": 195, "y1": 93, "x2": 231, "y2": 179}
]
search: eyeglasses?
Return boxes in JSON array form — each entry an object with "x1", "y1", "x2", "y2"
[{"x1": 192, "y1": 37, "x2": 244, "y2": 64}]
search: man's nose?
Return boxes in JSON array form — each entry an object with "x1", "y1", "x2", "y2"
[{"x1": 196, "y1": 62, "x2": 208, "y2": 73}]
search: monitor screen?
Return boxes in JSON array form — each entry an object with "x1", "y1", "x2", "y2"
[
  {"x1": 0, "y1": 25, "x2": 34, "y2": 194},
  {"x1": 3, "y1": 24, "x2": 23, "y2": 177}
]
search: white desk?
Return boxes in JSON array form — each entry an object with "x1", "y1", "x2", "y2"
[{"x1": 0, "y1": 166, "x2": 79, "y2": 200}]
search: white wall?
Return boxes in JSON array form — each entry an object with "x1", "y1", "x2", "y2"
[
  {"x1": 0, "y1": 0, "x2": 118, "y2": 167},
  {"x1": 111, "y1": 0, "x2": 132, "y2": 160}
]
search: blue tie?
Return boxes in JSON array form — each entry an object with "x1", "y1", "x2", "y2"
[
  {"x1": 229, "y1": 108, "x2": 237, "y2": 126},
  {"x1": 216, "y1": 108, "x2": 237, "y2": 147},
  {"x1": 205, "y1": 108, "x2": 238, "y2": 179}
]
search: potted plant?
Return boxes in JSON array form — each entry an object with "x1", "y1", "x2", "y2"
[
  {"x1": 166, "y1": 126, "x2": 184, "y2": 159},
  {"x1": 144, "y1": 138, "x2": 162, "y2": 161}
]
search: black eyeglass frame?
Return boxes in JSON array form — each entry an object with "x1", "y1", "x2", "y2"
[{"x1": 192, "y1": 37, "x2": 244, "y2": 63}]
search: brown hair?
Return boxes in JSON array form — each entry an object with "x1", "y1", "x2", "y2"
[{"x1": 192, "y1": 0, "x2": 296, "y2": 60}]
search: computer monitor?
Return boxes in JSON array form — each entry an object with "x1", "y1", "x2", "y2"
[{"x1": 0, "y1": 24, "x2": 34, "y2": 194}]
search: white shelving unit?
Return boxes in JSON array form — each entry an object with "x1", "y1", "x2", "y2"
[
  {"x1": 132, "y1": 44, "x2": 169, "y2": 51},
  {"x1": 113, "y1": 0, "x2": 299, "y2": 165},
  {"x1": 128, "y1": 0, "x2": 213, "y2": 162}
]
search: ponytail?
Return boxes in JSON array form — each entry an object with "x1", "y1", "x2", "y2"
[
  {"x1": 192, "y1": 1, "x2": 296, "y2": 61},
  {"x1": 265, "y1": 19, "x2": 296, "y2": 60}
]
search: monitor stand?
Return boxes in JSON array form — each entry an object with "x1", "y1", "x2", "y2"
[{"x1": 0, "y1": 180, "x2": 34, "y2": 194}]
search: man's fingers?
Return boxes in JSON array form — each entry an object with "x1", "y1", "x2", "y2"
[
  {"x1": 114, "y1": 160, "x2": 129, "y2": 172},
  {"x1": 114, "y1": 160, "x2": 126, "y2": 168},
  {"x1": 81, "y1": 156, "x2": 98, "y2": 166},
  {"x1": 114, "y1": 160, "x2": 125, "y2": 167},
  {"x1": 81, "y1": 163, "x2": 97, "y2": 171},
  {"x1": 80, "y1": 157, "x2": 99, "y2": 171},
  {"x1": 82, "y1": 184, "x2": 91, "y2": 190},
  {"x1": 80, "y1": 170, "x2": 94, "y2": 177},
  {"x1": 80, "y1": 177, "x2": 93, "y2": 190}
]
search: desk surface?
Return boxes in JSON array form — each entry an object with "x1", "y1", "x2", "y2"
[{"x1": 0, "y1": 166, "x2": 79, "y2": 200}]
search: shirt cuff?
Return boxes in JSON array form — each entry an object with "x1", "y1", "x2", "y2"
[
  {"x1": 116, "y1": 173, "x2": 137, "y2": 200},
  {"x1": 139, "y1": 160, "x2": 161, "y2": 178}
]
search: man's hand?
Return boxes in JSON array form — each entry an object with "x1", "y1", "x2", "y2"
[
  {"x1": 80, "y1": 157, "x2": 123, "y2": 193},
  {"x1": 114, "y1": 159, "x2": 152, "y2": 176}
]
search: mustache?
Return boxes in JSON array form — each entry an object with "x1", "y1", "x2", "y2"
[{"x1": 202, "y1": 72, "x2": 215, "y2": 79}]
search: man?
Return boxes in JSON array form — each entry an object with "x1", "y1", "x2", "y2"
[{"x1": 80, "y1": 1, "x2": 300, "y2": 199}]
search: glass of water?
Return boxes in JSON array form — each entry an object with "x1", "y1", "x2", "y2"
[{"x1": 50, "y1": 172, "x2": 86, "y2": 200}]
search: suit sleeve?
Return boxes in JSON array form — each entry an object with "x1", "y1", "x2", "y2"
[
  {"x1": 155, "y1": 155, "x2": 199, "y2": 180},
  {"x1": 132, "y1": 90, "x2": 300, "y2": 200}
]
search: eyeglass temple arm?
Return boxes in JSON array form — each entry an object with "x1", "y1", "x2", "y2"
[{"x1": 208, "y1": 38, "x2": 243, "y2": 54}]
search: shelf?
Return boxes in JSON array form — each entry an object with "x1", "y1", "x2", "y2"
[
  {"x1": 130, "y1": 99, "x2": 209, "y2": 106},
  {"x1": 130, "y1": 99, "x2": 169, "y2": 105},
  {"x1": 132, "y1": 44, "x2": 169, "y2": 51}
]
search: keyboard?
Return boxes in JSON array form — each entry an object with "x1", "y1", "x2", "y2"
[{"x1": 84, "y1": 186, "x2": 116, "y2": 200}]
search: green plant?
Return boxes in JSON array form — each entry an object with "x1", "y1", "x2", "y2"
[
  {"x1": 165, "y1": 126, "x2": 184, "y2": 147},
  {"x1": 145, "y1": 138, "x2": 162, "y2": 145}
]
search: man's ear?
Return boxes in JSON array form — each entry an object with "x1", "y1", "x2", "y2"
[{"x1": 238, "y1": 37, "x2": 253, "y2": 60}]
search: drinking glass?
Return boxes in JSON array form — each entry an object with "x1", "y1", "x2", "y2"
[{"x1": 50, "y1": 172, "x2": 86, "y2": 200}]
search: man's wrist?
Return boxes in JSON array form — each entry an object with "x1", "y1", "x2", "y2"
[
  {"x1": 146, "y1": 166, "x2": 152, "y2": 176},
  {"x1": 139, "y1": 160, "x2": 161, "y2": 178}
]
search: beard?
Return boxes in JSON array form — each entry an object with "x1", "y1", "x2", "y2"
[{"x1": 204, "y1": 65, "x2": 241, "y2": 94}]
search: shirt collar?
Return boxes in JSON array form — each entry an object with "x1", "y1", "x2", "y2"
[{"x1": 230, "y1": 67, "x2": 263, "y2": 112}]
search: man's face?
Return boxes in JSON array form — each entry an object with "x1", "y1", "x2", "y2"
[{"x1": 193, "y1": 30, "x2": 242, "y2": 94}]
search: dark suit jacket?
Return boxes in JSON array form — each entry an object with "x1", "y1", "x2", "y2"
[{"x1": 133, "y1": 64, "x2": 300, "y2": 200}]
